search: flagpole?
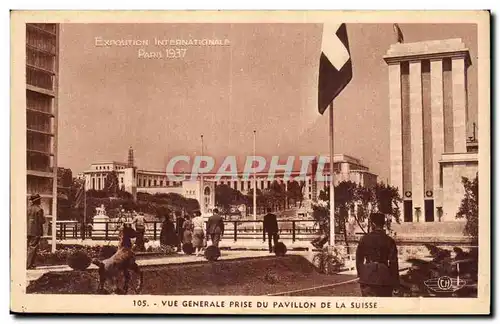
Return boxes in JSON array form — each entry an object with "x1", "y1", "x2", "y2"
[
  {"x1": 83, "y1": 180, "x2": 86, "y2": 241},
  {"x1": 253, "y1": 130, "x2": 257, "y2": 231},
  {"x1": 329, "y1": 102, "x2": 335, "y2": 246},
  {"x1": 200, "y1": 134, "x2": 204, "y2": 215}
]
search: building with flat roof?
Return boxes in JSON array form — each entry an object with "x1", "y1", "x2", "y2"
[
  {"x1": 82, "y1": 149, "x2": 378, "y2": 213},
  {"x1": 26, "y1": 23, "x2": 59, "y2": 224}
]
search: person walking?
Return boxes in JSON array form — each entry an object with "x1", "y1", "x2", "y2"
[
  {"x1": 175, "y1": 210, "x2": 185, "y2": 252},
  {"x1": 192, "y1": 211, "x2": 205, "y2": 256},
  {"x1": 27, "y1": 194, "x2": 45, "y2": 269},
  {"x1": 206, "y1": 208, "x2": 224, "y2": 248},
  {"x1": 355, "y1": 212, "x2": 400, "y2": 297},
  {"x1": 263, "y1": 207, "x2": 279, "y2": 253},
  {"x1": 131, "y1": 211, "x2": 146, "y2": 251}
]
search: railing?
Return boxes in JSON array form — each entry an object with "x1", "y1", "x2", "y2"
[{"x1": 48, "y1": 219, "x2": 319, "y2": 243}]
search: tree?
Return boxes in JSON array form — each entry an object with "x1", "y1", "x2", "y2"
[
  {"x1": 372, "y1": 182, "x2": 402, "y2": 233},
  {"x1": 456, "y1": 173, "x2": 478, "y2": 241},
  {"x1": 334, "y1": 181, "x2": 358, "y2": 253},
  {"x1": 286, "y1": 180, "x2": 303, "y2": 208},
  {"x1": 312, "y1": 181, "x2": 402, "y2": 249},
  {"x1": 103, "y1": 171, "x2": 119, "y2": 196},
  {"x1": 215, "y1": 184, "x2": 244, "y2": 213},
  {"x1": 353, "y1": 184, "x2": 375, "y2": 234},
  {"x1": 262, "y1": 180, "x2": 286, "y2": 212}
]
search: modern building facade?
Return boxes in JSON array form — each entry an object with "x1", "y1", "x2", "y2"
[
  {"x1": 384, "y1": 38, "x2": 478, "y2": 223},
  {"x1": 82, "y1": 150, "x2": 378, "y2": 214},
  {"x1": 26, "y1": 23, "x2": 59, "y2": 224}
]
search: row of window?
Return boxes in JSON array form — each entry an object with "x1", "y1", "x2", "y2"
[
  {"x1": 26, "y1": 66, "x2": 54, "y2": 91},
  {"x1": 27, "y1": 110, "x2": 53, "y2": 133},
  {"x1": 26, "y1": 27, "x2": 57, "y2": 55},
  {"x1": 27, "y1": 89, "x2": 53, "y2": 113},
  {"x1": 27, "y1": 175, "x2": 53, "y2": 195},
  {"x1": 27, "y1": 47, "x2": 56, "y2": 72},
  {"x1": 27, "y1": 152, "x2": 53, "y2": 172},
  {"x1": 136, "y1": 178, "x2": 311, "y2": 190},
  {"x1": 94, "y1": 165, "x2": 127, "y2": 170},
  {"x1": 138, "y1": 178, "x2": 177, "y2": 187},
  {"x1": 27, "y1": 132, "x2": 52, "y2": 153}
]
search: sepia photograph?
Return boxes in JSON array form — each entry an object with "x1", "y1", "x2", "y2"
[{"x1": 10, "y1": 10, "x2": 490, "y2": 314}]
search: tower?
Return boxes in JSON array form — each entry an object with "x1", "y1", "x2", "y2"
[
  {"x1": 26, "y1": 23, "x2": 59, "y2": 238},
  {"x1": 384, "y1": 38, "x2": 478, "y2": 223},
  {"x1": 127, "y1": 146, "x2": 134, "y2": 168}
]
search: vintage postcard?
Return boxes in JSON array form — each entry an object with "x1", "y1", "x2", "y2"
[{"x1": 10, "y1": 10, "x2": 490, "y2": 315}]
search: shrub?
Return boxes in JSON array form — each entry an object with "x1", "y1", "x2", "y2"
[
  {"x1": 274, "y1": 242, "x2": 287, "y2": 257},
  {"x1": 163, "y1": 245, "x2": 177, "y2": 255},
  {"x1": 399, "y1": 244, "x2": 478, "y2": 297},
  {"x1": 204, "y1": 245, "x2": 221, "y2": 261},
  {"x1": 312, "y1": 247, "x2": 346, "y2": 275},
  {"x1": 182, "y1": 243, "x2": 194, "y2": 255},
  {"x1": 67, "y1": 250, "x2": 91, "y2": 270}
]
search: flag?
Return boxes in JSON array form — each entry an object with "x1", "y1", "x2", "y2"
[
  {"x1": 318, "y1": 23, "x2": 353, "y2": 115},
  {"x1": 393, "y1": 23, "x2": 404, "y2": 43}
]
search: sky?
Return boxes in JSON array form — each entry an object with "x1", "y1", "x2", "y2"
[{"x1": 57, "y1": 23, "x2": 478, "y2": 181}]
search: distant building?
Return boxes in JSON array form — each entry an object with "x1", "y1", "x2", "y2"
[
  {"x1": 26, "y1": 23, "x2": 59, "y2": 222},
  {"x1": 82, "y1": 149, "x2": 378, "y2": 214}
]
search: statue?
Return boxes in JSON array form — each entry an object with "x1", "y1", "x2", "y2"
[{"x1": 93, "y1": 204, "x2": 110, "y2": 233}]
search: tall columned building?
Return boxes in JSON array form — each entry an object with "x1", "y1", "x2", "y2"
[
  {"x1": 384, "y1": 38, "x2": 478, "y2": 223},
  {"x1": 26, "y1": 23, "x2": 59, "y2": 226}
]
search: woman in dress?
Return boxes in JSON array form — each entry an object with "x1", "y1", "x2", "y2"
[
  {"x1": 182, "y1": 214, "x2": 194, "y2": 246},
  {"x1": 160, "y1": 213, "x2": 177, "y2": 248},
  {"x1": 191, "y1": 210, "x2": 205, "y2": 256}
]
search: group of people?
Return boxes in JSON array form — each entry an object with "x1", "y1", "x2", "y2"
[
  {"x1": 168, "y1": 208, "x2": 225, "y2": 256},
  {"x1": 27, "y1": 193, "x2": 399, "y2": 297},
  {"x1": 119, "y1": 208, "x2": 224, "y2": 256}
]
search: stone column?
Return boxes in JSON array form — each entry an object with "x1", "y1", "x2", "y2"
[
  {"x1": 430, "y1": 59, "x2": 445, "y2": 211},
  {"x1": 452, "y1": 57, "x2": 467, "y2": 152},
  {"x1": 388, "y1": 63, "x2": 403, "y2": 199},
  {"x1": 409, "y1": 61, "x2": 424, "y2": 222}
]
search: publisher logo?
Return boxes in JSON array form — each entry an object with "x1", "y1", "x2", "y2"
[{"x1": 424, "y1": 276, "x2": 466, "y2": 293}]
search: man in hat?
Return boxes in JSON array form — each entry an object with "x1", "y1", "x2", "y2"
[
  {"x1": 26, "y1": 194, "x2": 45, "y2": 269},
  {"x1": 355, "y1": 212, "x2": 399, "y2": 297},
  {"x1": 206, "y1": 208, "x2": 224, "y2": 248},
  {"x1": 131, "y1": 211, "x2": 146, "y2": 251},
  {"x1": 263, "y1": 207, "x2": 279, "y2": 253}
]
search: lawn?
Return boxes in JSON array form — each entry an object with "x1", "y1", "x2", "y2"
[{"x1": 27, "y1": 255, "x2": 359, "y2": 296}]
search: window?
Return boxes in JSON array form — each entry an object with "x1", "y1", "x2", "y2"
[
  {"x1": 154, "y1": 180, "x2": 157, "y2": 186},
  {"x1": 261, "y1": 180, "x2": 264, "y2": 189},
  {"x1": 149, "y1": 180, "x2": 151, "y2": 187},
  {"x1": 160, "y1": 180, "x2": 163, "y2": 186},
  {"x1": 241, "y1": 181, "x2": 244, "y2": 191},
  {"x1": 120, "y1": 177, "x2": 123, "y2": 184},
  {"x1": 309, "y1": 194, "x2": 311, "y2": 199}
]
